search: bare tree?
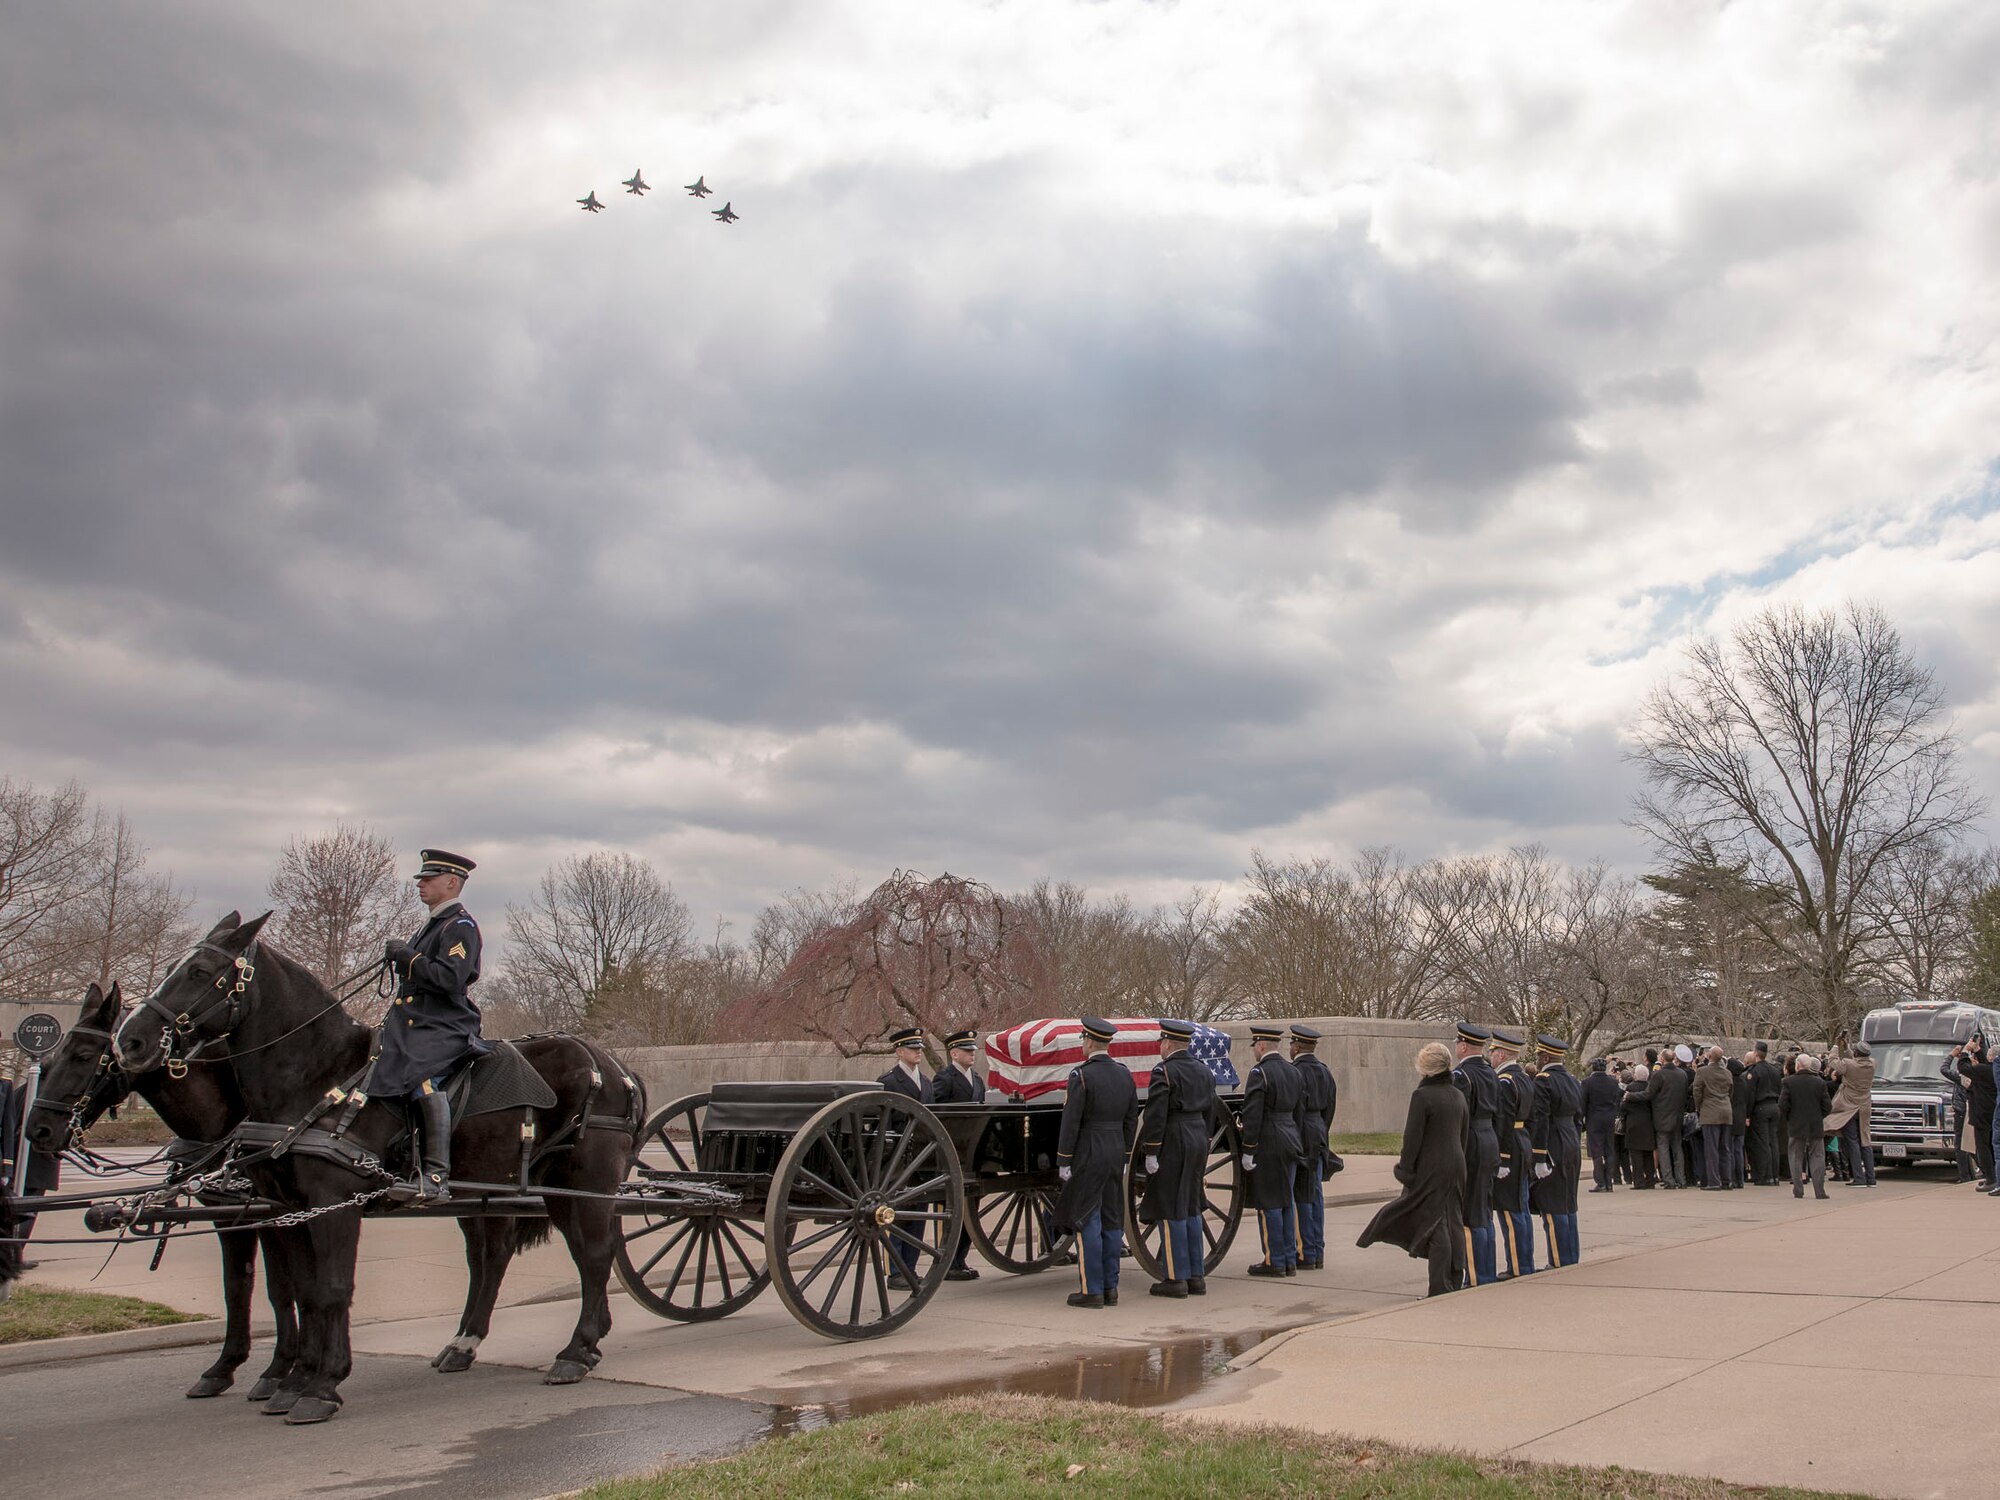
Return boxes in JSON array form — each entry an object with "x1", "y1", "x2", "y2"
[
  {"x1": 731, "y1": 870, "x2": 1043, "y2": 1060},
  {"x1": 70, "y1": 814, "x2": 194, "y2": 994},
  {"x1": 1640, "y1": 843, "x2": 1798, "y2": 1037},
  {"x1": 1010, "y1": 879, "x2": 1158, "y2": 1018},
  {"x1": 1630, "y1": 601, "x2": 1985, "y2": 1038},
  {"x1": 748, "y1": 877, "x2": 860, "y2": 985},
  {"x1": 587, "y1": 920, "x2": 750, "y2": 1047},
  {"x1": 0, "y1": 777, "x2": 102, "y2": 989},
  {"x1": 1865, "y1": 837, "x2": 1994, "y2": 1004},
  {"x1": 502, "y1": 851, "x2": 694, "y2": 1031},
  {"x1": 1145, "y1": 885, "x2": 1246, "y2": 1022},
  {"x1": 267, "y1": 823, "x2": 422, "y2": 1015}
]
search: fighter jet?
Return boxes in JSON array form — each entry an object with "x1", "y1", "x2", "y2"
[
  {"x1": 685, "y1": 176, "x2": 712, "y2": 197},
  {"x1": 578, "y1": 191, "x2": 604, "y2": 213},
  {"x1": 622, "y1": 170, "x2": 649, "y2": 195},
  {"x1": 712, "y1": 201, "x2": 738, "y2": 223}
]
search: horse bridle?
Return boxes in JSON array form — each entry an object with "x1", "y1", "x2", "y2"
[
  {"x1": 131, "y1": 940, "x2": 258, "y2": 1079},
  {"x1": 25, "y1": 1023, "x2": 132, "y2": 1151}
]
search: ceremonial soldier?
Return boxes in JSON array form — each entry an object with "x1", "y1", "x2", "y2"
[
  {"x1": 1530, "y1": 1033, "x2": 1585, "y2": 1266},
  {"x1": 1139, "y1": 1017, "x2": 1218, "y2": 1299},
  {"x1": 1450, "y1": 1022, "x2": 1503, "y2": 1286},
  {"x1": 929, "y1": 1028, "x2": 984, "y2": 1280},
  {"x1": 1240, "y1": 1022, "x2": 1306, "y2": 1278},
  {"x1": 372, "y1": 849, "x2": 489, "y2": 1203},
  {"x1": 1289, "y1": 1024, "x2": 1336, "y2": 1271},
  {"x1": 877, "y1": 1026, "x2": 932, "y2": 1102},
  {"x1": 1488, "y1": 1030, "x2": 1537, "y2": 1279},
  {"x1": 1054, "y1": 1016, "x2": 1138, "y2": 1309}
]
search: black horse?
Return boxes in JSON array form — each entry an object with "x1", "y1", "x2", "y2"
[
  {"x1": 114, "y1": 912, "x2": 645, "y2": 1425},
  {"x1": 25, "y1": 980, "x2": 305, "y2": 1401}
]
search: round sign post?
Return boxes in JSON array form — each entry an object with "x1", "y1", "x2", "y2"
[{"x1": 13, "y1": 1013, "x2": 62, "y2": 1059}]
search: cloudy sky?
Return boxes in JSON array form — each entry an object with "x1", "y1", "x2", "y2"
[{"x1": 3, "y1": 1, "x2": 1998, "y2": 938}]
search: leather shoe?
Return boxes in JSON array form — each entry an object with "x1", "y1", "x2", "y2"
[
  {"x1": 1103, "y1": 1289, "x2": 1118, "y2": 1306},
  {"x1": 1283, "y1": 1264, "x2": 1297, "y2": 1277},
  {"x1": 944, "y1": 1266, "x2": 980, "y2": 1281},
  {"x1": 1185, "y1": 1277, "x2": 1206, "y2": 1296},
  {"x1": 1149, "y1": 1280, "x2": 1188, "y2": 1299},
  {"x1": 1066, "y1": 1292, "x2": 1104, "y2": 1309},
  {"x1": 1246, "y1": 1262, "x2": 1286, "y2": 1278},
  {"x1": 1301, "y1": 1257, "x2": 1324, "y2": 1270}
]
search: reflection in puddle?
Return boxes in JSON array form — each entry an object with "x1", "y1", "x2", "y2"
[{"x1": 766, "y1": 1326, "x2": 1285, "y2": 1437}]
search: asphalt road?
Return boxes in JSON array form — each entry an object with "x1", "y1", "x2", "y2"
[{"x1": 0, "y1": 1348, "x2": 773, "y2": 1500}]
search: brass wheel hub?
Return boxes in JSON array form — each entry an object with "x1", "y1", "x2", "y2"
[{"x1": 873, "y1": 1203, "x2": 896, "y2": 1227}]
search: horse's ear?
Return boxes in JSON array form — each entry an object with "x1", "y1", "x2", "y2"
[
  {"x1": 96, "y1": 982, "x2": 122, "y2": 1026},
  {"x1": 206, "y1": 911, "x2": 243, "y2": 940},
  {"x1": 80, "y1": 981, "x2": 104, "y2": 1015},
  {"x1": 232, "y1": 910, "x2": 274, "y2": 947}
]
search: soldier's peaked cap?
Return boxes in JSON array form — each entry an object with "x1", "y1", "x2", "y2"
[
  {"x1": 1456, "y1": 1021, "x2": 1492, "y2": 1044},
  {"x1": 1080, "y1": 1015, "x2": 1117, "y2": 1043},
  {"x1": 415, "y1": 849, "x2": 475, "y2": 879},
  {"x1": 1289, "y1": 1024, "x2": 1320, "y2": 1043},
  {"x1": 1537, "y1": 1033, "x2": 1570, "y2": 1056},
  {"x1": 1490, "y1": 1028, "x2": 1526, "y2": 1049},
  {"x1": 888, "y1": 1025, "x2": 924, "y2": 1048},
  {"x1": 1159, "y1": 1017, "x2": 1196, "y2": 1039},
  {"x1": 1249, "y1": 1023, "x2": 1285, "y2": 1041},
  {"x1": 945, "y1": 1028, "x2": 979, "y2": 1050}
]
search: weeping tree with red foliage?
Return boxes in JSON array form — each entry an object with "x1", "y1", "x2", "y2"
[{"x1": 730, "y1": 870, "x2": 1046, "y2": 1063}]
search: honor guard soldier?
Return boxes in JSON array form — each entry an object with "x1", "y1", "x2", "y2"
[
  {"x1": 930, "y1": 1028, "x2": 983, "y2": 1280},
  {"x1": 1530, "y1": 1033, "x2": 1585, "y2": 1266},
  {"x1": 1450, "y1": 1022, "x2": 1503, "y2": 1286},
  {"x1": 878, "y1": 1026, "x2": 932, "y2": 1102},
  {"x1": 1241, "y1": 1022, "x2": 1306, "y2": 1277},
  {"x1": 1289, "y1": 1024, "x2": 1336, "y2": 1271},
  {"x1": 1488, "y1": 1030, "x2": 1538, "y2": 1278},
  {"x1": 1054, "y1": 1016, "x2": 1138, "y2": 1309},
  {"x1": 877, "y1": 1026, "x2": 931, "y2": 1283},
  {"x1": 1138, "y1": 1017, "x2": 1219, "y2": 1299},
  {"x1": 371, "y1": 849, "x2": 490, "y2": 1203}
]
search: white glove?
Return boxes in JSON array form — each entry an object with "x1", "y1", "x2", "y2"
[
  {"x1": 1496, "y1": 1164, "x2": 1511, "y2": 1179},
  {"x1": 1534, "y1": 1162, "x2": 1553, "y2": 1180},
  {"x1": 1145, "y1": 1155, "x2": 1159, "y2": 1175},
  {"x1": 1059, "y1": 1166, "x2": 1072, "y2": 1183},
  {"x1": 1242, "y1": 1154, "x2": 1256, "y2": 1171}
]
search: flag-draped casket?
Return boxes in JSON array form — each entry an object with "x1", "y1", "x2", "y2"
[{"x1": 982, "y1": 1017, "x2": 1239, "y2": 1101}]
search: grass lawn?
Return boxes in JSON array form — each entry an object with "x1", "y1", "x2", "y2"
[
  {"x1": 0, "y1": 1285, "x2": 206, "y2": 1344},
  {"x1": 581, "y1": 1396, "x2": 1863, "y2": 1500},
  {"x1": 1331, "y1": 1131, "x2": 1402, "y2": 1155}
]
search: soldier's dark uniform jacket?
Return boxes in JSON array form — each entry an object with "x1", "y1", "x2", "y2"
[
  {"x1": 1293, "y1": 1050, "x2": 1337, "y2": 1195},
  {"x1": 1530, "y1": 1061, "x2": 1585, "y2": 1215},
  {"x1": 876, "y1": 1062, "x2": 931, "y2": 1103},
  {"x1": 927, "y1": 1059, "x2": 981, "y2": 1105},
  {"x1": 1495, "y1": 1060, "x2": 1536, "y2": 1189},
  {"x1": 369, "y1": 902, "x2": 489, "y2": 1098},
  {"x1": 1239, "y1": 1048, "x2": 1305, "y2": 1212},
  {"x1": 1451, "y1": 1052, "x2": 1503, "y2": 1226},
  {"x1": 1052, "y1": 1050, "x2": 1138, "y2": 1232},
  {"x1": 1139, "y1": 1047, "x2": 1217, "y2": 1223}
]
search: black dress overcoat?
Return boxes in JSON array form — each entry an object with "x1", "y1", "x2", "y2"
[
  {"x1": 1529, "y1": 1063, "x2": 1584, "y2": 1214},
  {"x1": 1138, "y1": 1049, "x2": 1217, "y2": 1222},
  {"x1": 1052, "y1": 1051, "x2": 1138, "y2": 1231},
  {"x1": 1293, "y1": 1051, "x2": 1337, "y2": 1198},
  {"x1": 1238, "y1": 1051, "x2": 1305, "y2": 1212},
  {"x1": 1619, "y1": 1079, "x2": 1657, "y2": 1152},
  {"x1": 1358, "y1": 1072, "x2": 1467, "y2": 1258},
  {"x1": 1451, "y1": 1054, "x2": 1503, "y2": 1224},
  {"x1": 369, "y1": 902, "x2": 490, "y2": 1098}
]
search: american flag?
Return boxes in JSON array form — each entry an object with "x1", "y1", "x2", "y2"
[{"x1": 984, "y1": 1017, "x2": 1240, "y2": 1101}]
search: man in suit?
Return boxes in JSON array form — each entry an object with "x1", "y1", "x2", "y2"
[
  {"x1": 928, "y1": 1028, "x2": 983, "y2": 1280},
  {"x1": 1747, "y1": 1042, "x2": 1784, "y2": 1185},
  {"x1": 1054, "y1": 1016, "x2": 1138, "y2": 1309},
  {"x1": 1139, "y1": 1017, "x2": 1219, "y2": 1298},
  {"x1": 1645, "y1": 1045, "x2": 1692, "y2": 1188},
  {"x1": 1450, "y1": 1022, "x2": 1503, "y2": 1286},
  {"x1": 1488, "y1": 1031, "x2": 1538, "y2": 1278},
  {"x1": 877, "y1": 1026, "x2": 932, "y2": 1103},
  {"x1": 1530, "y1": 1035, "x2": 1585, "y2": 1267},
  {"x1": 1580, "y1": 1057, "x2": 1623, "y2": 1193},
  {"x1": 1780, "y1": 1053, "x2": 1832, "y2": 1198},
  {"x1": 1240, "y1": 1023, "x2": 1306, "y2": 1278},
  {"x1": 1289, "y1": 1024, "x2": 1336, "y2": 1271}
]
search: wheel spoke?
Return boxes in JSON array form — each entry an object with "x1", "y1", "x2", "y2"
[
  {"x1": 881, "y1": 1138, "x2": 939, "y2": 1198},
  {"x1": 620, "y1": 1215, "x2": 679, "y2": 1245},
  {"x1": 816, "y1": 1235, "x2": 861, "y2": 1318},
  {"x1": 663, "y1": 1218, "x2": 703, "y2": 1296},
  {"x1": 635, "y1": 1220, "x2": 696, "y2": 1280},
  {"x1": 885, "y1": 1223, "x2": 936, "y2": 1258},
  {"x1": 795, "y1": 1167, "x2": 856, "y2": 1208},
  {"x1": 884, "y1": 1170, "x2": 949, "y2": 1207},
  {"x1": 869, "y1": 1235, "x2": 892, "y2": 1320},
  {"x1": 847, "y1": 1230, "x2": 869, "y2": 1326},
  {"x1": 716, "y1": 1219, "x2": 761, "y2": 1282},
  {"x1": 797, "y1": 1225, "x2": 859, "y2": 1295},
  {"x1": 783, "y1": 1220, "x2": 847, "y2": 1256}
]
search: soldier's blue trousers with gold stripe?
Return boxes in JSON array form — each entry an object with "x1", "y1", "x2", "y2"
[
  {"x1": 1257, "y1": 1203, "x2": 1299, "y2": 1270},
  {"x1": 1075, "y1": 1208, "x2": 1124, "y2": 1296},
  {"x1": 1161, "y1": 1215, "x2": 1205, "y2": 1283}
]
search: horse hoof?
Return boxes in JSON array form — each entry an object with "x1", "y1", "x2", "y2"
[
  {"x1": 542, "y1": 1359, "x2": 589, "y2": 1386},
  {"x1": 433, "y1": 1347, "x2": 475, "y2": 1374},
  {"x1": 261, "y1": 1389, "x2": 302, "y2": 1416},
  {"x1": 283, "y1": 1396, "x2": 342, "y2": 1426},
  {"x1": 245, "y1": 1378, "x2": 280, "y2": 1402},
  {"x1": 581, "y1": 1348, "x2": 603, "y2": 1369},
  {"x1": 185, "y1": 1375, "x2": 233, "y2": 1399}
]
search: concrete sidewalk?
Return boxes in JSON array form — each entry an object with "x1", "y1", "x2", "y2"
[{"x1": 1182, "y1": 1172, "x2": 1986, "y2": 1500}]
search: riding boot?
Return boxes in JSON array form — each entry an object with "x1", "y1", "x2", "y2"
[{"x1": 417, "y1": 1089, "x2": 453, "y2": 1203}]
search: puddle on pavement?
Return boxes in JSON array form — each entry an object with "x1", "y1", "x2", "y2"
[{"x1": 765, "y1": 1325, "x2": 1287, "y2": 1437}]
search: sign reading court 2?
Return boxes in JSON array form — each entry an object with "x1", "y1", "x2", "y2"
[{"x1": 12, "y1": 1012, "x2": 62, "y2": 1058}]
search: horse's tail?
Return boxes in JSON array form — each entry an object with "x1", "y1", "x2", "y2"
[{"x1": 513, "y1": 1217, "x2": 554, "y2": 1253}]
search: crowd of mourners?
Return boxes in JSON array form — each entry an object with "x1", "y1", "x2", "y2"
[{"x1": 1595, "y1": 1041, "x2": 1880, "y2": 1199}]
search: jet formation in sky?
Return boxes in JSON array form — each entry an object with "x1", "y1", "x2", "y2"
[{"x1": 579, "y1": 170, "x2": 739, "y2": 223}]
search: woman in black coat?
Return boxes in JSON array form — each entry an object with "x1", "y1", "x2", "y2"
[
  {"x1": 1956, "y1": 1036, "x2": 1997, "y2": 1187},
  {"x1": 1618, "y1": 1066, "x2": 1658, "y2": 1188},
  {"x1": 1358, "y1": 1042, "x2": 1467, "y2": 1296}
]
